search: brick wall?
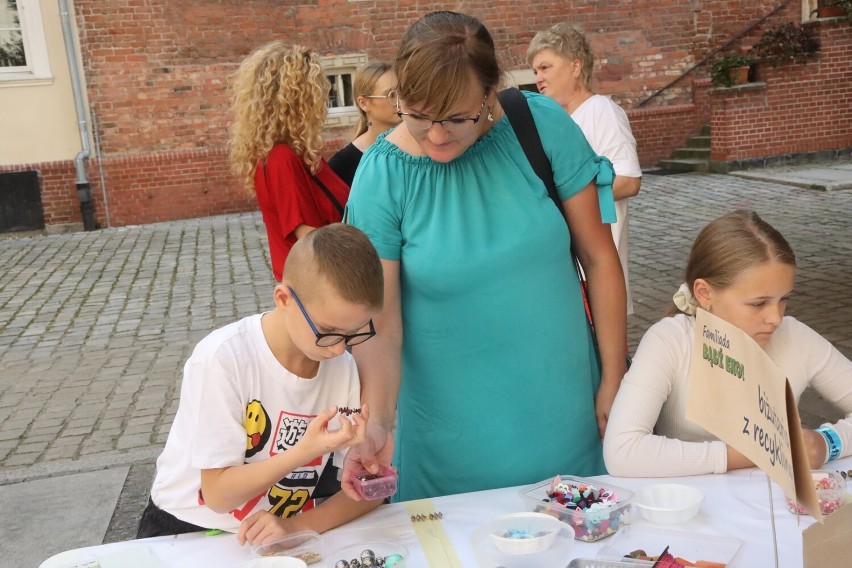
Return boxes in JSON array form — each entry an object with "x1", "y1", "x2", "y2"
[
  {"x1": 26, "y1": 1, "x2": 844, "y2": 228},
  {"x1": 710, "y1": 20, "x2": 852, "y2": 164}
]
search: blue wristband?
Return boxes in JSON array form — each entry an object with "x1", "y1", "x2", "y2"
[{"x1": 816, "y1": 426, "x2": 842, "y2": 462}]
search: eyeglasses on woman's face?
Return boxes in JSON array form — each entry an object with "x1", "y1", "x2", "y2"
[
  {"x1": 363, "y1": 90, "x2": 398, "y2": 103},
  {"x1": 396, "y1": 95, "x2": 487, "y2": 134},
  {"x1": 287, "y1": 286, "x2": 375, "y2": 347}
]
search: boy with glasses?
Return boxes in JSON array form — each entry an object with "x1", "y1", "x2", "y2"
[{"x1": 138, "y1": 224, "x2": 384, "y2": 544}]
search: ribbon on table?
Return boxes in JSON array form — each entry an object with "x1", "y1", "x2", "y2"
[{"x1": 404, "y1": 499, "x2": 463, "y2": 568}]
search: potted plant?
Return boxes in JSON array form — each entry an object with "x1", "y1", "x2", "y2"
[
  {"x1": 710, "y1": 54, "x2": 755, "y2": 87},
  {"x1": 751, "y1": 22, "x2": 820, "y2": 66}
]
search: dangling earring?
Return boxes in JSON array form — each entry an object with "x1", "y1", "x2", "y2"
[{"x1": 487, "y1": 107, "x2": 494, "y2": 122}]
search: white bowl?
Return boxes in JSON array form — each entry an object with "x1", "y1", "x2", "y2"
[
  {"x1": 486, "y1": 512, "x2": 568, "y2": 554},
  {"x1": 634, "y1": 483, "x2": 704, "y2": 524}
]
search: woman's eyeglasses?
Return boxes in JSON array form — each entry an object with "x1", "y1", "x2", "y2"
[
  {"x1": 396, "y1": 95, "x2": 487, "y2": 134},
  {"x1": 363, "y1": 90, "x2": 398, "y2": 102},
  {"x1": 288, "y1": 286, "x2": 375, "y2": 347}
]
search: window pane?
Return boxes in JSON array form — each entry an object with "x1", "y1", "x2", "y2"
[
  {"x1": 326, "y1": 73, "x2": 354, "y2": 108},
  {"x1": 0, "y1": 0, "x2": 26, "y2": 68},
  {"x1": 0, "y1": 30, "x2": 25, "y2": 68}
]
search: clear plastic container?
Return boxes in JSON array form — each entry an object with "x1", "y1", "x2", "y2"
[
  {"x1": 251, "y1": 530, "x2": 323, "y2": 564},
  {"x1": 596, "y1": 524, "x2": 744, "y2": 566},
  {"x1": 350, "y1": 465, "x2": 398, "y2": 500},
  {"x1": 785, "y1": 470, "x2": 846, "y2": 515},
  {"x1": 518, "y1": 475, "x2": 633, "y2": 541}
]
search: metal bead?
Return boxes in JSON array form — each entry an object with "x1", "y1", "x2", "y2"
[
  {"x1": 350, "y1": 559, "x2": 362, "y2": 568},
  {"x1": 335, "y1": 561, "x2": 350, "y2": 568},
  {"x1": 360, "y1": 549, "x2": 376, "y2": 566}
]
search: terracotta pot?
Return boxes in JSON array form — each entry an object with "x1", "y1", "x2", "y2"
[
  {"x1": 728, "y1": 65, "x2": 750, "y2": 86},
  {"x1": 816, "y1": 6, "x2": 846, "y2": 17}
]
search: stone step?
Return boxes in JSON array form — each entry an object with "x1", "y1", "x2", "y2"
[
  {"x1": 671, "y1": 147, "x2": 711, "y2": 160},
  {"x1": 687, "y1": 135, "x2": 712, "y2": 148},
  {"x1": 657, "y1": 158, "x2": 710, "y2": 173}
]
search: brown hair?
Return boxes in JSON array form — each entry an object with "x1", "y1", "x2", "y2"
[
  {"x1": 229, "y1": 42, "x2": 330, "y2": 192},
  {"x1": 395, "y1": 11, "x2": 502, "y2": 118},
  {"x1": 526, "y1": 23, "x2": 594, "y2": 92},
  {"x1": 284, "y1": 224, "x2": 384, "y2": 311},
  {"x1": 353, "y1": 61, "x2": 394, "y2": 138},
  {"x1": 671, "y1": 210, "x2": 796, "y2": 314}
]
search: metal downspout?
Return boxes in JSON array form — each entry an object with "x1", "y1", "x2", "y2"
[{"x1": 58, "y1": 0, "x2": 96, "y2": 231}]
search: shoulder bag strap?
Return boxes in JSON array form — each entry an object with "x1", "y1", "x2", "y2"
[
  {"x1": 262, "y1": 159, "x2": 344, "y2": 216},
  {"x1": 498, "y1": 87, "x2": 597, "y2": 336},
  {"x1": 497, "y1": 88, "x2": 563, "y2": 217},
  {"x1": 305, "y1": 166, "x2": 345, "y2": 216}
]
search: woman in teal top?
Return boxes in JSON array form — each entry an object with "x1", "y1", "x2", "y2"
[{"x1": 342, "y1": 11, "x2": 628, "y2": 501}]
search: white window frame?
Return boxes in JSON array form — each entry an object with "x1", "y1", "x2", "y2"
[
  {"x1": 505, "y1": 69, "x2": 538, "y2": 92},
  {"x1": 0, "y1": 0, "x2": 52, "y2": 86},
  {"x1": 322, "y1": 53, "x2": 367, "y2": 128}
]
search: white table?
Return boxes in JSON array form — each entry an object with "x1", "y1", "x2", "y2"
[{"x1": 41, "y1": 457, "x2": 852, "y2": 568}]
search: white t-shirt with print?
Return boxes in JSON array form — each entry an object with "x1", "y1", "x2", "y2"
[{"x1": 150, "y1": 313, "x2": 360, "y2": 531}]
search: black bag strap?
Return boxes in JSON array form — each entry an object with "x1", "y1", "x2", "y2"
[
  {"x1": 497, "y1": 88, "x2": 563, "y2": 218},
  {"x1": 262, "y1": 159, "x2": 344, "y2": 216},
  {"x1": 498, "y1": 87, "x2": 597, "y2": 335},
  {"x1": 307, "y1": 167, "x2": 345, "y2": 215}
]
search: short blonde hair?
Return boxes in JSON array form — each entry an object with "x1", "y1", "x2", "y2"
[
  {"x1": 284, "y1": 224, "x2": 383, "y2": 311},
  {"x1": 229, "y1": 42, "x2": 330, "y2": 193},
  {"x1": 395, "y1": 11, "x2": 502, "y2": 119},
  {"x1": 527, "y1": 23, "x2": 594, "y2": 92}
]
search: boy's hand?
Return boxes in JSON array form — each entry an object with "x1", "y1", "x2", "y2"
[
  {"x1": 237, "y1": 510, "x2": 289, "y2": 546},
  {"x1": 341, "y1": 421, "x2": 395, "y2": 500},
  {"x1": 299, "y1": 404, "x2": 369, "y2": 461}
]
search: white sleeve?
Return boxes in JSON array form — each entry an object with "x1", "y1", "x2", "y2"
[
  {"x1": 580, "y1": 98, "x2": 642, "y2": 178},
  {"x1": 187, "y1": 350, "x2": 249, "y2": 470},
  {"x1": 797, "y1": 321, "x2": 852, "y2": 460},
  {"x1": 603, "y1": 321, "x2": 728, "y2": 477}
]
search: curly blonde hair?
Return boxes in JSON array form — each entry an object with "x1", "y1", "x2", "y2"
[{"x1": 230, "y1": 42, "x2": 330, "y2": 193}]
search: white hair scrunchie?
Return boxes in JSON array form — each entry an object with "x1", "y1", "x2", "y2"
[{"x1": 673, "y1": 283, "x2": 699, "y2": 316}]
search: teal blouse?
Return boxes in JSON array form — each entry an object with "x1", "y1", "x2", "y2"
[{"x1": 346, "y1": 91, "x2": 615, "y2": 501}]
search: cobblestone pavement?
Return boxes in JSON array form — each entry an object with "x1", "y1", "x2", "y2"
[{"x1": 1, "y1": 167, "x2": 851, "y2": 544}]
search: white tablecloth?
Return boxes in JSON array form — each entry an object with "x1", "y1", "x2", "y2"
[{"x1": 41, "y1": 457, "x2": 852, "y2": 568}]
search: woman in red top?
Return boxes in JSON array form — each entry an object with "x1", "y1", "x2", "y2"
[{"x1": 230, "y1": 42, "x2": 349, "y2": 281}]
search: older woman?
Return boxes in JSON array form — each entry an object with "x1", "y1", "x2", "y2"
[
  {"x1": 328, "y1": 62, "x2": 401, "y2": 187},
  {"x1": 342, "y1": 11, "x2": 627, "y2": 501},
  {"x1": 528, "y1": 23, "x2": 642, "y2": 314}
]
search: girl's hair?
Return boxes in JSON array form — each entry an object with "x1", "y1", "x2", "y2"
[
  {"x1": 395, "y1": 11, "x2": 502, "y2": 119},
  {"x1": 229, "y1": 42, "x2": 330, "y2": 193},
  {"x1": 353, "y1": 61, "x2": 393, "y2": 138},
  {"x1": 672, "y1": 210, "x2": 796, "y2": 314},
  {"x1": 526, "y1": 23, "x2": 594, "y2": 92}
]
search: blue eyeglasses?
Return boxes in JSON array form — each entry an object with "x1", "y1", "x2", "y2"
[{"x1": 288, "y1": 286, "x2": 375, "y2": 347}]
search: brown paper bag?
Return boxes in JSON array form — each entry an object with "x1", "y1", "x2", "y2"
[{"x1": 803, "y1": 501, "x2": 852, "y2": 567}]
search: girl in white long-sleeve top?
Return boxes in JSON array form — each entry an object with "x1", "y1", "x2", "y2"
[{"x1": 603, "y1": 209, "x2": 852, "y2": 477}]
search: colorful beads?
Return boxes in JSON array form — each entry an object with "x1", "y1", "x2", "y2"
[
  {"x1": 785, "y1": 470, "x2": 846, "y2": 516},
  {"x1": 539, "y1": 476, "x2": 627, "y2": 541}
]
